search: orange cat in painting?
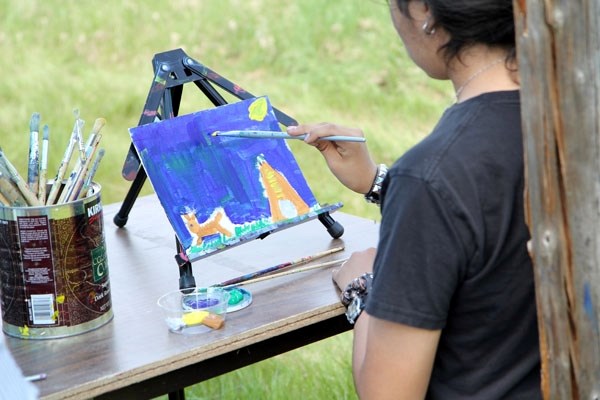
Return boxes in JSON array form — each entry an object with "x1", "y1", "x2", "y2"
[{"x1": 182, "y1": 209, "x2": 233, "y2": 246}]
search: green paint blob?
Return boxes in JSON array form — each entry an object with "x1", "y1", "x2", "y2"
[{"x1": 228, "y1": 289, "x2": 244, "y2": 305}]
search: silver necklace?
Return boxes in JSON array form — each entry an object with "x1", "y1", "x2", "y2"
[{"x1": 455, "y1": 57, "x2": 505, "y2": 102}]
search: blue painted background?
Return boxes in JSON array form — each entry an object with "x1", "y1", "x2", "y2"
[{"x1": 130, "y1": 97, "x2": 319, "y2": 256}]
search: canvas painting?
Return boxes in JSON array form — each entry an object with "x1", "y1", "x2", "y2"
[{"x1": 129, "y1": 96, "x2": 340, "y2": 261}]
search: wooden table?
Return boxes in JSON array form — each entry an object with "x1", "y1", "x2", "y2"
[{"x1": 5, "y1": 195, "x2": 379, "y2": 399}]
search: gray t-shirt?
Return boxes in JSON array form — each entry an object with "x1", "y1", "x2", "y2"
[{"x1": 366, "y1": 91, "x2": 541, "y2": 399}]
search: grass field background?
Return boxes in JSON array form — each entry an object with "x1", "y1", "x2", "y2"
[{"x1": 1, "y1": 1, "x2": 451, "y2": 398}]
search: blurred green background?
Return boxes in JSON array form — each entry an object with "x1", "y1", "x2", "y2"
[{"x1": 1, "y1": 1, "x2": 451, "y2": 398}]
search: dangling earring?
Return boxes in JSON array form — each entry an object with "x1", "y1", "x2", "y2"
[{"x1": 422, "y1": 20, "x2": 436, "y2": 35}]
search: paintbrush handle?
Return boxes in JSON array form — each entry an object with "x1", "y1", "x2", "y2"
[
  {"x1": 46, "y1": 120, "x2": 81, "y2": 205},
  {"x1": 47, "y1": 144, "x2": 77, "y2": 204},
  {"x1": 214, "y1": 130, "x2": 366, "y2": 143},
  {"x1": 78, "y1": 148, "x2": 105, "y2": 199},
  {"x1": 64, "y1": 133, "x2": 102, "y2": 203},
  {"x1": 66, "y1": 134, "x2": 102, "y2": 202},
  {"x1": 226, "y1": 258, "x2": 349, "y2": 287},
  {"x1": 38, "y1": 125, "x2": 49, "y2": 202},
  {"x1": 0, "y1": 190, "x2": 10, "y2": 206},
  {"x1": 0, "y1": 149, "x2": 42, "y2": 206},
  {"x1": 59, "y1": 118, "x2": 105, "y2": 203},
  {"x1": 215, "y1": 246, "x2": 345, "y2": 287},
  {"x1": 0, "y1": 171, "x2": 27, "y2": 206},
  {"x1": 27, "y1": 113, "x2": 41, "y2": 195}
]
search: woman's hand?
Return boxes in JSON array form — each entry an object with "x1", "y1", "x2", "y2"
[
  {"x1": 287, "y1": 123, "x2": 377, "y2": 194},
  {"x1": 332, "y1": 247, "x2": 377, "y2": 291}
]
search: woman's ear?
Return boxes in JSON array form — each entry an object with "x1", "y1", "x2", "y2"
[
  {"x1": 412, "y1": 1, "x2": 437, "y2": 36},
  {"x1": 410, "y1": 0, "x2": 431, "y2": 22}
]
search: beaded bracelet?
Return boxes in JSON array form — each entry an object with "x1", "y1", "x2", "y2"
[{"x1": 341, "y1": 273, "x2": 374, "y2": 308}]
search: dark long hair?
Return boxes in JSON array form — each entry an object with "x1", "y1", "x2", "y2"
[{"x1": 394, "y1": 0, "x2": 516, "y2": 63}]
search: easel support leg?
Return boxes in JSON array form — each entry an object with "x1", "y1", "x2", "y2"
[
  {"x1": 318, "y1": 212, "x2": 344, "y2": 239},
  {"x1": 113, "y1": 168, "x2": 147, "y2": 228},
  {"x1": 175, "y1": 239, "x2": 196, "y2": 291}
]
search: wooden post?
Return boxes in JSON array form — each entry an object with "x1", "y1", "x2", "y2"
[{"x1": 514, "y1": 0, "x2": 600, "y2": 398}]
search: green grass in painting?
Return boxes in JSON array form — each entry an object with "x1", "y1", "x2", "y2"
[{"x1": 1, "y1": 0, "x2": 451, "y2": 398}]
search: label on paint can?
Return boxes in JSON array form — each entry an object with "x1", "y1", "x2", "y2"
[{"x1": 0, "y1": 184, "x2": 112, "y2": 339}]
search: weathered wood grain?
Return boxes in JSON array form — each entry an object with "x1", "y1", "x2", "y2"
[{"x1": 515, "y1": 1, "x2": 600, "y2": 397}]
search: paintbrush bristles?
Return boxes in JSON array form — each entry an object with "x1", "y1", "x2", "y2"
[
  {"x1": 29, "y1": 112, "x2": 40, "y2": 132},
  {"x1": 91, "y1": 118, "x2": 106, "y2": 134}
]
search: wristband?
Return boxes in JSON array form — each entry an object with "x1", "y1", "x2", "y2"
[
  {"x1": 364, "y1": 164, "x2": 388, "y2": 205},
  {"x1": 342, "y1": 273, "x2": 373, "y2": 324}
]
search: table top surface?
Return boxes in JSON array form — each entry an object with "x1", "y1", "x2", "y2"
[{"x1": 5, "y1": 194, "x2": 379, "y2": 400}]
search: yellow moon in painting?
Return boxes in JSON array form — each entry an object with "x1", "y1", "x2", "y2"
[{"x1": 248, "y1": 97, "x2": 268, "y2": 121}]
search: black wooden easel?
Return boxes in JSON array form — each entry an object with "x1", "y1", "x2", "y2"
[{"x1": 113, "y1": 49, "x2": 344, "y2": 292}]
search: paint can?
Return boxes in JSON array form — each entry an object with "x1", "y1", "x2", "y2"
[{"x1": 0, "y1": 183, "x2": 112, "y2": 339}]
